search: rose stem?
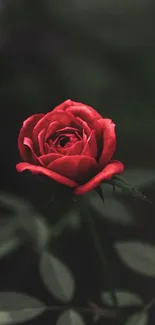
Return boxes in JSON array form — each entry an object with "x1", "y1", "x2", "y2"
[{"x1": 76, "y1": 196, "x2": 119, "y2": 312}]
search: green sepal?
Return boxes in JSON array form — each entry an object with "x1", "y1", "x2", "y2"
[
  {"x1": 108, "y1": 175, "x2": 152, "y2": 203},
  {"x1": 95, "y1": 186, "x2": 104, "y2": 202}
]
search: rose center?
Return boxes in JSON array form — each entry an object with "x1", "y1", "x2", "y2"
[
  {"x1": 49, "y1": 127, "x2": 82, "y2": 152},
  {"x1": 56, "y1": 133, "x2": 78, "y2": 149},
  {"x1": 59, "y1": 136, "x2": 70, "y2": 147}
]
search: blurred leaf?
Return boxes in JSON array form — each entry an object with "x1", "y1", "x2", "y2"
[
  {"x1": 0, "y1": 292, "x2": 45, "y2": 324},
  {"x1": 122, "y1": 169, "x2": 155, "y2": 188},
  {"x1": 125, "y1": 311, "x2": 148, "y2": 325},
  {"x1": 33, "y1": 215, "x2": 50, "y2": 249},
  {"x1": 0, "y1": 236, "x2": 21, "y2": 259},
  {"x1": 115, "y1": 242, "x2": 155, "y2": 277},
  {"x1": 89, "y1": 184, "x2": 135, "y2": 225},
  {"x1": 68, "y1": 210, "x2": 81, "y2": 230},
  {"x1": 101, "y1": 290, "x2": 143, "y2": 307},
  {"x1": 57, "y1": 310, "x2": 85, "y2": 325},
  {"x1": 0, "y1": 193, "x2": 35, "y2": 240},
  {"x1": 0, "y1": 218, "x2": 20, "y2": 243},
  {"x1": 0, "y1": 192, "x2": 50, "y2": 250},
  {"x1": 40, "y1": 252, "x2": 75, "y2": 302},
  {"x1": 0, "y1": 193, "x2": 32, "y2": 218}
]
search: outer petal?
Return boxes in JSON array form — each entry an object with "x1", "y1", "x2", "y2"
[
  {"x1": 48, "y1": 155, "x2": 98, "y2": 182},
  {"x1": 16, "y1": 162, "x2": 78, "y2": 187},
  {"x1": 51, "y1": 99, "x2": 73, "y2": 112},
  {"x1": 51, "y1": 100, "x2": 101, "y2": 118},
  {"x1": 67, "y1": 104, "x2": 102, "y2": 123},
  {"x1": 18, "y1": 114, "x2": 44, "y2": 161},
  {"x1": 98, "y1": 119, "x2": 116, "y2": 167},
  {"x1": 74, "y1": 161, "x2": 124, "y2": 195},
  {"x1": 66, "y1": 100, "x2": 102, "y2": 119}
]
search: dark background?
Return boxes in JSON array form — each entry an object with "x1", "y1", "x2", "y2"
[{"x1": 0, "y1": 0, "x2": 155, "y2": 324}]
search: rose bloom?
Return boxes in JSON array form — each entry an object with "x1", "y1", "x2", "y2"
[{"x1": 16, "y1": 100, "x2": 124, "y2": 195}]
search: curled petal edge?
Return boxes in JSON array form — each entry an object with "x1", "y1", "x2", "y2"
[
  {"x1": 99, "y1": 119, "x2": 116, "y2": 167},
  {"x1": 74, "y1": 161, "x2": 124, "y2": 196},
  {"x1": 16, "y1": 162, "x2": 78, "y2": 188}
]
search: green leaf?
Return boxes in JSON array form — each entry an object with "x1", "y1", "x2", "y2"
[
  {"x1": 0, "y1": 292, "x2": 45, "y2": 324},
  {"x1": 39, "y1": 252, "x2": 75, "y2": 302},
  {"x1": 33, "y1": 215, "x2": 50, "y2": 249},
  {"x1": 0, "y1": 192, "x2": 50, "y2": 251},
  {"x1": 57, "y1": 310, "x2": 86, "y2": 325},
  {"x1": 125, "y1": 312, "x2": 148, "y2": 325},
  {"x1": 101, "y1": 291, "x2": 143, "y2": 307},
  {"x1": 115, "y1": 241, "x2": 155, "y2": 277}
]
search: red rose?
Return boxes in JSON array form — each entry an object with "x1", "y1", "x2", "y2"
[{"x1": 16, "y1": 99, "x2": 124, "y2": 195}]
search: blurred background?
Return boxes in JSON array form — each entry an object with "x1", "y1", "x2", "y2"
[{"x1": 0, "y1": 0, "x2": 155, "y2": 324}]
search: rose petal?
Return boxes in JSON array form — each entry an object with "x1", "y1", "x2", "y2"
[
  {"x1": 40, "y1": 153, "x2": 62, "y2": 165},
  {"x1": 82, "y1": 130, "x2": 87, "y2": 145},
  {"x1": 16, "y1": 162, "x2": 78, "y2": 187},
  {"x1": 52, "y1": 126, "x2": 80, "y2": 136},
  {"x1": 82, "y1": 130, "x2": 97, "y2": 158},
  {"x1": 44, "y1": 143, "x2": 57, "y2": 154},
  {"x1": 76, "y1": 117, "x2": 92, "y2": 136},
  {"x1": 33, "y1": 111, "x2": 77, "y2": 144},
  {"x1": 67, "y1": 104, "x2": 102, "y2": 123},
  {"x1": 45, "y1": 121, "x2": 60, "y2": 141},
  {"x1": 67, "y1": 141, "x2": 84, "y2": 155},
  {"x1": 76, "y1": 116, "x2": 102, "y2": 141},
  {"x1": 18, "y1": 114, "x2": 44, "y2": 161},
  {"x1": 51, "y1": 100, "x2": 101, "y2": 116},
  {"x1": 23, "y1": 137, "x2": 39, "y2": 164},
  {"x1": 73, "y1": 102, "x2": 102, "y2": 119},
  {"x1": 38, "y1": 129, "x2": 46, "y2": 155},
  {"x1": 51, "y1": 99, "x2": 73, "y2": 112},
  {"x1": 52, "y1": 129, "x2": 81, "y2": 145},
  {"x1": 66, "y1": 100, "x2": 102, "y2": 117},
  {"x1": 98, "y1": 119, "x2": 116, "y2": 166},
  {"x1": 48, "y1": 155, "x2": 98, "y2": 182},
  {"x1": 74, "y1": 161, "x2": 124, "y2": 195}
]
